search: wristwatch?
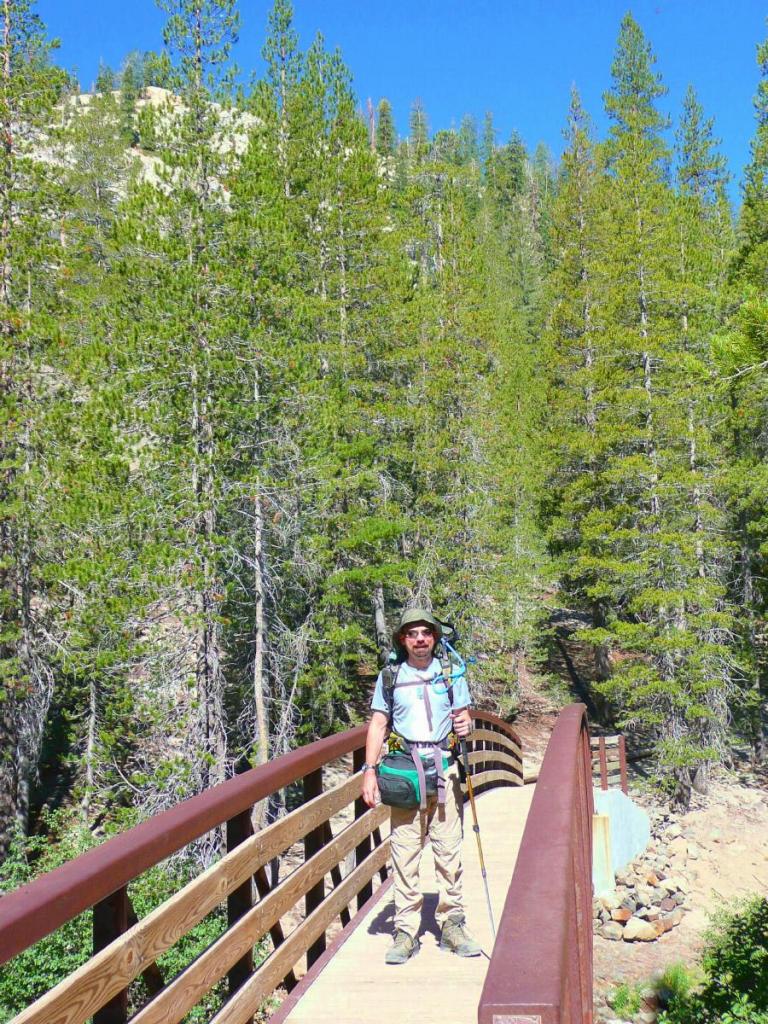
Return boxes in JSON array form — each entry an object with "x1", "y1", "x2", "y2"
[{"x1": 360, "y1": 763, "x2": 377, "y2": 773}]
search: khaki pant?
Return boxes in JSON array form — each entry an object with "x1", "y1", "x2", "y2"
[{"x1": 389, "y1": 761, "x2": 464, "y2": 938}]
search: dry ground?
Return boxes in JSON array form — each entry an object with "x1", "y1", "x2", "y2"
[{"x1": 592, "y1": 768, "x2": 768, "y2": 995}]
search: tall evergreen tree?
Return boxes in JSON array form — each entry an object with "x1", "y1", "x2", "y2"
[
  {"x1": 552, "y1": 16, "x2": 734, "y2": 806},
  {"x1": 545, "y1": 88, "x2": 613, "y2": 681},
  {"x1": 375, "y1": 97, "x2": 396, "y2": 155},
  {"x1": 409, "y1": 98, "x2": 428, "y2": 161},
  {"x1": 719, "y1": 30, "x2": 768, "y2": 762},
  {"x1": 0, "y1": 0, "x2": 68, "y2": 848}
]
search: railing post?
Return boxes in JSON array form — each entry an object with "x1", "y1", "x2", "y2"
[
  {"x1": 618, "y1": 734, "x2": 628, "y2": 794},
  {"x1": 303, "y1": 767, "x2": 326, "y2": 967},
  {"x1": 580, "y1": 722, "x2": 595, "y2": 1023},
  {"x1": 93, "y1": 886, "x2": 129, "y2": 1024},
  {"x1": 353, "y1": 746, "x2": 373, "y2": 909},
  {"x1": 598, "y1": 735, "x2": 608, "y2": 790},
  {"x1": 226, "y1": 808, "x2": 254, "y2": 1002}
]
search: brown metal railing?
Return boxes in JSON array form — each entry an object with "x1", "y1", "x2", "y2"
[
  {"x1": 0, "y1": 710, "x2": 522, "y2": 1024},
  {"x1": 478, "y1": 703, "x2": 594, "y2": 1024},
  {"x1": 590, "y1": 735, "x2": 628, "y2": 794}
]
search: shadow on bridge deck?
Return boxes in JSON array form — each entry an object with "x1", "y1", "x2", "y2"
[{"x1": 275, "y1": 784, "x2": 535, "y2": 1024}]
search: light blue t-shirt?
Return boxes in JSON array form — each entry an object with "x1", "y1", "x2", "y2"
[{"x1": 371, "y1": 657, "x2": 471, "y2": 743}]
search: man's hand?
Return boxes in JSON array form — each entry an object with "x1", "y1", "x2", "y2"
[
  {"x1": 362, "y1": 769, "x2": 380, "y2": 808},
  {"x1": 451, "y1": 708, "x2": 472, "y2": 738}
]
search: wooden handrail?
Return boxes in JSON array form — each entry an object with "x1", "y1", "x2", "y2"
[
  {"x1": 478, "y1": 704, "x2": 594, "y2": 1024},
  {"x1": 0, "y1": 725, "x2": 368, "y2": 967},
  {"x1": 1, "y1": 708, "x2": 524, "y2": 1024}
]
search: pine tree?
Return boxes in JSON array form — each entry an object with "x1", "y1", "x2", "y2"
[
  {"x1": 0, "y1": 0, "x2": 69, "y2": 848},
  {"x1": 481, "y1": 111, "x2": 495, "y2": 171},
  {"x1": 95, "y1": 60, "x2": 115, "y2": 94},
  {"x1": 458, "y1": 113, "x2": 478, "y2": 165},
  {"x1": 375, "y1": 97, "x2": 396, "y2": 155},
  {"x1": 409, "y1": 98, "x2": 428, "y2": 161},
  {"x1": 668, "y1": 85, "x2": 735, "y2": 791},
  {"x1": 118, "y1": 56, "x2": 140, "y2": 145},
  {"x1": 545, "y1": 88, "x2": 613, "y2": 682},
  {"x1": 51, "y1": 89, "x2": 146, "y2": 821},
  {"x1": 718, "y1": 30, "x2": 768, "y2": 762},
  {"x1": 560, "y1": 16, "x2": 734, "y2": 806},
  {"x1": 96, "y1": 0, "x2": 244, "y2": 817}
]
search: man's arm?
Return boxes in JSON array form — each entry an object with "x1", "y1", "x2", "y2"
[{"x1": 361, "y1": 711, "x2": 389, "y2": 808}]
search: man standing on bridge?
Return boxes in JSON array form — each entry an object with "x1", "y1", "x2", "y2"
[{"x1": 361, "y1": 608, "x2": 482, "y2": 965}]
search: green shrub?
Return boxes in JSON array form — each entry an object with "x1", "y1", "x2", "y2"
[
  {"x1": 0, "y1": 812, "x2": 237, "y2": 1023},
  {"x1": 656, "y1": 962, "x2": 700, "y2": 1005},
  {"x1": 660, "y1": 896, "x2": 768, "y2": 1024},
  {"x1": 610, "y1": 981, "x2": 644, "y2": 1018},
  {"x1": 0, "y1": 812, "x2": 95, "y2": 1022}
]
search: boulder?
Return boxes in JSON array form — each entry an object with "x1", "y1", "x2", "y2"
[
  {"x1": 611, "y1": 907, "x2": 633, "y2": 923},
  {"x1": 600, "y1": 921, "x2": 625, "y2": 941},
  {"x1": 599, "y1": 890, "x2": 621, "y2": 911},
  {"x1": 662, "y1": 876, "x2": 688, "y2": 894},
  {"x1": 655, "y1": 909, "x2": 684, "y2": 935},
  {"x1": 622, "y1": 916, "x2": 658, "y2": 942},
  {"x1": 635, "y1": 885, "x2": 655, "y2": 907}
]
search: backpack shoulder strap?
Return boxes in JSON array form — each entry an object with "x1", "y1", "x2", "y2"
[
  {"x1": 439, "y1": 645, "x2": 455, "y2": 707},
  {"x1": 381, "y1": 662, "x2": 401, "y2": 718}
]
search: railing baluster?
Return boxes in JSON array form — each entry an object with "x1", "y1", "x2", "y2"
[
  {"x1": 303, "y1": 767, "x2": 326, "y2": 967},
  {"x1": 618, "y1": 734, "x2": 628, "y2": 794},
  {"x1": 598, "y1": 735, "x2": 608, "y2": 790},
  {"x1": 93, "y1": 886, "x2": 129, "y2": 1024},
  {"x1": 253, "y1": 866, "x2": 298, "y2": 991},
  {"x1": 323, "y1": 820, "x2": 351, "y2": 927},
  {"x1": 352, "y1": 747, "x2": 373, "y2": 909},
  {"x1": 371, "y1": 827, "x2": 389, "y2": 882},
  {"x1": 126, "y1": 898, "x2": 164, "y2": 996},
  {"x1": 226, "y1": 808, "x2": 254, "y2": 1004}
]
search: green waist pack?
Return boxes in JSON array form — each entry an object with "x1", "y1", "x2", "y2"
[{"x1": 376, "y1": 751, "x2": 451, "y2": 810}]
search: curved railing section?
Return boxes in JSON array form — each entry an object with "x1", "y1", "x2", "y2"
[
  {"x1": 479, "y1": 703, "x2": 594, "y2": 1024},
  {"x1": 0, "y1": 710, "x2": 522, "y2": 1024}
]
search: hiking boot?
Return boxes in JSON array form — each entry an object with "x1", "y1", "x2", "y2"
[
  {"x1": 440, "y1": 915, "x2": 482, "y2": 957},
  {"x1": 385, "y1": 930, "x2": 419, "y2": 965}
]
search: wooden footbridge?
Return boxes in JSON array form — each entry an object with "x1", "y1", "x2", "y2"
[{"x1": 0, "y1": 705, "x2": 595, "y2": 1024}]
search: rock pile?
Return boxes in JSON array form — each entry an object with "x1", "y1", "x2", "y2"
[{"x1": 593, "y1": 809, "x2": 693, "y2": 942}]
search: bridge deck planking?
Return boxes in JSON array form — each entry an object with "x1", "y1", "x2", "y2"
[{"x1": 278, "y1": 784, "x2": 535, "y2": 1024}]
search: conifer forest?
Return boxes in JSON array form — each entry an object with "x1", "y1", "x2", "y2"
[{"x1": 1, "y1": 0, "x2": 768, "y2": 915}]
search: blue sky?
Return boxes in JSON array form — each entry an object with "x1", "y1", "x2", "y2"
[{"x1": 37, "y1": 1, "x2": 768, "y2": 202}]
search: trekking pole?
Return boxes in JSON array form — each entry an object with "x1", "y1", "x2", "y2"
[{"x1": 461, "y1": 736, "x2": 496, "y2": 942}]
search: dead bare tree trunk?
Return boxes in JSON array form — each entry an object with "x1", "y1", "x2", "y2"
[{"x1": 372, "y1": 584, "x2": 388, "y2": 664}]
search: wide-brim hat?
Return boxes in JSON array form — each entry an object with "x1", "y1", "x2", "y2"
[{"x1": 392, "y1": 607, "x2": 443, "y2": 650}]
